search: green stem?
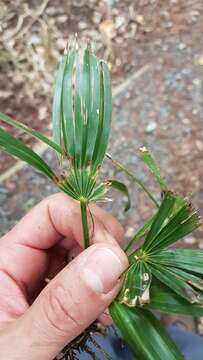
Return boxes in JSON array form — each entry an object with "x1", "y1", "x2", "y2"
[
  {"x1": 107, "y1": 154, "x2": 159, "y2": 208},
  {"x1": 80, "y1": 199, "x2": 90, "y2": 248}
]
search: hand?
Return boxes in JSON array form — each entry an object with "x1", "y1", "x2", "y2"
[{"x1": 0, "y1": 193, "x2": 128, "y2": 360}]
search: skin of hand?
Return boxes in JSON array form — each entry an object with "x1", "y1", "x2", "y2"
[{"x1": 0, "y1": 193, "x2": 128, "y2": 360}]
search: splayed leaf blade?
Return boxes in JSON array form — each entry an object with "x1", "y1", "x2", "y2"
[
  {"x1": 110, "y1": 301, "x2": 183, "y2": 360},
  {"x1": 52, "y1": 55, "x2": 67, "y2": 150},
  {"x1": 151, "y1": 249, "x2": 203, "y2": 274},
  {"x1": 92, "y1": 61, "x2": 112, "y2": 169},
  {"x1": 161, "y1": 266, "x2": 203, "y2": 292},
  {"x1": 86, "y1": 52, "x2": 100, "y2": 163},
  {"x1": 146, "y1": 281, "x2": 203, "y2": 316},
  {"x1": 88, "y1": 183, "x2": 108, "y2": 202},
  {"x1": 149, "y1": 212, "x2": 200, "y2": 252},
  {"x1": 119, "y1": 261, "x2": 151, "y2": 306},
  {"x1": 0, "y1": 127, "x2": 56, "y2": 181},
  {"x1": 149, "y1": 262, "x2": 200, "y2": 304},
  {"x1": 143, "y1": 191, "x2": 176, "y2": 251},
  {"x1": 0, "y1": 112, "x2": 62, "y2": 154},
  {"x1": 62, "y1": 48, "x2": 76, "y2": 157}
]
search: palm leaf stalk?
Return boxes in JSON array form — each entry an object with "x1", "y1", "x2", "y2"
[
  {"x1": 106, "y1": 152, "x2": 160, "y2": 208},
  {"x1": 1, "y1": 40, "x2": 203, "y2": 360}
]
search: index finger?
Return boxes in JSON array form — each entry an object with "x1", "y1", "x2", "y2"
[
  {"x1": 0, "y1": 193, "x2": 124, "y2": 318},
  {"x1": 3, "y1": 193, "x2": 124, "y2": 250}
]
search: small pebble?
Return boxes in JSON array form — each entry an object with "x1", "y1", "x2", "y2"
[
  {"x1": 46, "y1": 7, "x2": 64, "y2": 16},
  {"x1": 145, "y1": 121, "x2": 157, "y2": 134},
  {"x1": 178, "y1": 43, "x2": 186, "y2": 50},
  {"x1": 92, "y1": 12, "x2": 102, "y2": 25},
  {"x1": 163, "y1": 21, "x2": 173, "y2": 29},
  {"x1": 162, "y1": 44, "x2": 169, "y2": 51},
  {"x1": 193, "y1": 78, "x2": 201, "y2": 86},
  {"x1": 135, "y1": 15, "x2": 144, "y2": 25},
  {"x1": 78, "y1": 21, "x2": 88, "y2": 30},
  {"x1": 115, "y1": 15, "x2": 126, "y2": 29},
  {"x1": 57, "y1": 15, "x2": 68, "y2": 23}
]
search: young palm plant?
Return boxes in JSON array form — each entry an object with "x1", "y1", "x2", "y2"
[
  {"x1": 0, "y1": 40, "x2": 203, "y2": 360},
  {"x1": 110, "y1": 149, "x2": 203, "y2": 360},
  {"x1": 0, "y1": 40, "x2": 129, "y2": 249}
]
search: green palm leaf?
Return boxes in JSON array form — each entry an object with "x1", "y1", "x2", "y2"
[
  {"x1": 165, "y1": 266, "x2": 203, "y2": 291},
  {"x1": 52, "y1": 40, "x2": 113, "y2": 248},
  {"x1": 0, "y1": 112, "x2": 62, "y2": 154},
  {"x1": 143, "y1": 191, "x2": 176, "y2": 251},
  {"x1": 88, "y1": 182, "x2": 108, "y2": 202},
  {"x1": 0, "y1": 127, "x2": 57, "y2": 181},
  {"x1": 52, "y1": 53, "x2": 67, "y2": 151},
  {"x1": 110, "y1": 301, "x2": 183, "y2": 360},
  {"x1": 119, "y1": 261, "x2": 151, "y2": 306},
  {"x1": 53, "y1": 41, "x2": 112, "y2": 172},
  {"x1": 85, "y1": 51, "x2": 101, "y2": 164},
  {"x1": 149, "y1": 262, "x2": 200, "y2": 303},
  {"x1": 151, "y1": 214, "x2": 199, "y2": 253},
  {"x1": 146, "y1": 207, "x2": 199, "y2": 253},
  {"x1": 142, "y1": 192, "x2": 199, "y2": 253},
  {"x1": 147, "y1": 281, "x2": 203, "y2": 316},
  {"x1": 91, "y1": 61, "x2": 112, "y2": 170},
  {"x1": 151, "y1": 249, "x2": 203, "y2": 274}
]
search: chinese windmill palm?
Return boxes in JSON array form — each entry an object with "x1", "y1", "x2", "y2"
[
  {"x1": 0, "y1": 42, "x2": 129, "y2": 249},
  {"x1": 52, "y1": 43, "x2": 112, "y2": 199},
  {"x1": 52, "y1": 42, "x2": 114, "y2": 248}
]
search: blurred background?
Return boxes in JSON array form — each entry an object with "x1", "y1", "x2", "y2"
[{"x1": 0, "y1": 0, "x2": 203, "y2": 332}]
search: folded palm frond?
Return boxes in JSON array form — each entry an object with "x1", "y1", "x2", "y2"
[{"x1": 0, "y1": 40, "x2": 129, "y2": 248}]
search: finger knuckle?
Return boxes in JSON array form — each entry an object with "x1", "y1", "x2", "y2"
[{"x1": 43, "y1": 283, "x2": 82, "y2": 333}]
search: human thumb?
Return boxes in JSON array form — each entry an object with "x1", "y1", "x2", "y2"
[{"x1": 15, "y1": 242, "x2": 128, "y2": 360}]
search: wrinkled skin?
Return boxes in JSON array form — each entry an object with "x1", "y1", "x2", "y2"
[{"x1": 0, "y1": 193, "x2": 128, "y2": 360}]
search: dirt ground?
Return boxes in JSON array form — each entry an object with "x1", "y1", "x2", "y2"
[{"x1": 1, "y1": 0, "x2": 203, "y2": 336}]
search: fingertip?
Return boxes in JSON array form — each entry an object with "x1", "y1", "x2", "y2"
[
  {"x1": 80, "y1": 243, "x2": 128, "y2": 294},
  {"x1": 110, "y1": 221, "x2": 125, "y2": 246},
  {"x1": 89, "y1": 204, "x2": 125, "y2": 246}
]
